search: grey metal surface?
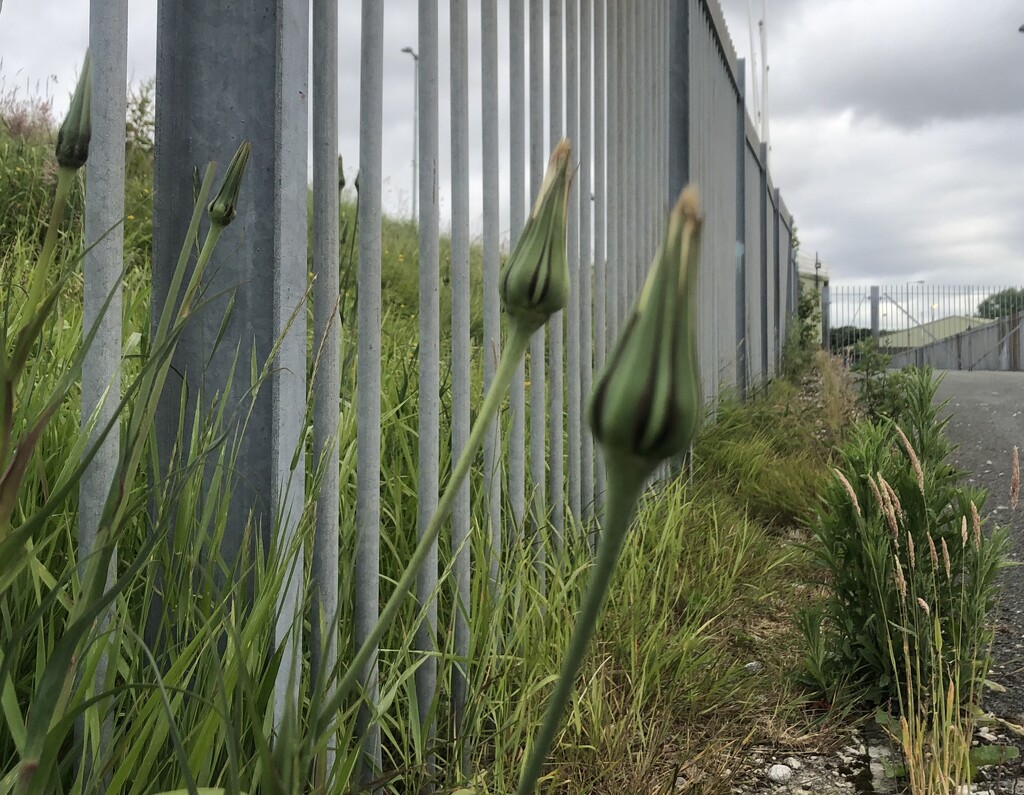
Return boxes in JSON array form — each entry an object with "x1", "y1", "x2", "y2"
[
  {"x1": 152, "y1": 0, "x2": 308, "y2": 730},
  {"x1": 415, "y1": 0, "x2": 441, "y2": 762},
  {"x1": 449, "y1": 0, "x2": 471, "y2": 735},
  {"x1": 355, "y1": 0, "x2": 383, "y2": 781},
  {"x1": 549, "y1": 0, "x2": 565, "y2": 546},
  {"x1": 592, "y1": 0, "x2": 607, "y2": 519},
  {"x1": 509, "y1": 0, "x2": 527, "y2": 539},
  {"x1": 606, "y1": 0, "x2": 620, "y2": 343},
  {"x1": 81, "y1": 0, "x2": 128, "y2": 761},
  {"x1": 734, "y1": 58, "x2": 747, "y2": 397},
  {"x1": 529, "y1": 0, "x2": 548, "y2": 585},
  {"x1": 310, "y1": 0, "x2": 340, "y2": 765},
  {"x1": 566, "y1": 0, "x2": 582, "y2": 532},
  {"x1": 764, "y1": 172, "x2": 777, "y2": 374},
  {"x1": 481, "y1": 0, "x2": 502, "y2": 589},
  {"x1": 82, "y1": 0, "x2": 127, "y2": 588},
  {"x1": 744, "y1": 142, "x2": 765, "y2": 387},
  {"x1": 579, "y1": 0, "x2": 595, "y2": 525}
]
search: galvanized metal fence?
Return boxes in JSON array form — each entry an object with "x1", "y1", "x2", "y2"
[
  {"x1": 825, "y1": 284, "x2": 1024, "y2": 371},
  {"x1": 78, "y1": 0, "x2": 798, "y2": 785}
]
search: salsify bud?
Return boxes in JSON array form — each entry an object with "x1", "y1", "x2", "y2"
[
  {"x1": 588, "y1": 186, "x2": 703, "y2": 469},
  {"x1": 55, "y1": 52, "x2": 92, "y2": 171},
  {"x1": 208, "y1": 140, "x2": 252, "y2": 228},
  {"x1": 499, "y1": 138, "x2": 572, "y2": 335}
]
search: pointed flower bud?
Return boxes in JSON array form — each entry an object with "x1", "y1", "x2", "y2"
[
  {"x1": 589, "y1": 186, "x2": 703, "y2": 469},
  {"x1": 208, "y1": 140, "x2": 252, "y2": 228},
  {"x1": 55, "y1": 52, "x2": 92, "y2": 171},
  {"x1": 500, "y1": 138, "x2": 572, "y2": 335}
]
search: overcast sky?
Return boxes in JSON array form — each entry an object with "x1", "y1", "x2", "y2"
[{"x1": 1, "y1": 1, "x2": 1022, "y2": 286}]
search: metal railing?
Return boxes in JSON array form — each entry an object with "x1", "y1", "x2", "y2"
[
  {"x1": 76, "y1": 0, "x2": 799, "y2": 786},
  {"x1": 825, "y1": 284, "x2": 1024, "y2": 371}
]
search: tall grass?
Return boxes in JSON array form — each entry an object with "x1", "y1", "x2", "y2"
[{"x1": 2, "y1": 96, "x2": 852, "y2": 794}]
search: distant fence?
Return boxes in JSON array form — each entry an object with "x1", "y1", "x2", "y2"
[
  {"x1": 79, "y1": 0, "x2": 798, "y2": 785},
  {"x1": 825, "y1": 284, "x2": 1024, "y2": 371}
]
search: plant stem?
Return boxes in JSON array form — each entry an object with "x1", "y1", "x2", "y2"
[
  {"x1": 327, "y1": 323, "x2": 534, "y2": 734},
  {"x1": 25, "y1": 168, "x2": 74, "y2": 318},
  {"x1": 515, "y1": 456, "x2": 647, "y2": 795}
]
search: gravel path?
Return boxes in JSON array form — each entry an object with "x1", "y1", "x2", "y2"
[{"x1": 935, "y1": 369, "x2": 1024, "y2": 724}]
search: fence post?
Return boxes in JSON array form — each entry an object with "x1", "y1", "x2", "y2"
[
  {"x1": 481, "y1": 0, "x2": 502, "y2": 592},
  {"x1": 310, "y1": 0, "x2": 340, "y2": 769},
  {"x1": 870, "y1": 285, "x2": 881, "y2": 343},
  {"x1": 355, "y1": 1, "x2": 384, "y2": 783},
  {"x1": 668, "y1": 0, "x2": 689, "y2": 198},
  {"x1": 509, "y1": 0, "x2": 527, "y2": 545},
  {"x1": 528, "y1": 0, "x2": 548, "y2": 589},
  {"x1": 449, "y1": 0, "x2": 472, "y2": 740},
  {"x1": 735, "y1": 57, "x2": 747, "y2": 399},
  {"x1": 773, "y1": 187, "x2": 782, "y2": 372},
  {"x1": 592, "y1": 0, "x2": 607, "y2": 524},
  {"x1": 81, "y1": 0, "x2": 128, "y2": 768},
  {"x1": 565, "y1": 0, "x2": 582, "y2": 532},
  {"x1": 579, "y1": 0, "x2": 595, "y2": 525},
  {"x1": 822, "y1": 282, "x2": 831, "y2": 352},
  {"x1": 415, "y1": 0, "x2": 441, "y2": 772},
  {"x1": 549, "y1": 0, "x2": 565, "y2": 546},
  {"x1": 152, "y1": 0, "x2": 308, "y2": 730},
  {"x1": 759, "y1": 143, "x2": 769, "y2": 379}
]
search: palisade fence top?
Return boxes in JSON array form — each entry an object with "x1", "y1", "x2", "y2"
[{"x1": 75, "y1": 0, "x2": 797, "y2": 786}]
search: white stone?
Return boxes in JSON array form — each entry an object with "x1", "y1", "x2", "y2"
[
  {"x1": 767, "y1": 764, "x2": 793, "y2": 784},
  {"x1": 782, "y1": 756, "x2": 803, "y2": 771}
]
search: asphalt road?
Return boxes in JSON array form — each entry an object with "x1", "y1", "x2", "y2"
[{"x1": 935, "y1": 369, "x2": 1024, "y2": 722}]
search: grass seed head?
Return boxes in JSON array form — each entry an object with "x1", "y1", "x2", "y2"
[{"x1": 834, "y1": 469, "x2": 861, "y2": 516}]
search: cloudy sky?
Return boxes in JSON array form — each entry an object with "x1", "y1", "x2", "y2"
[{"x1": 1, "y1": 0, "x2": 1022, "y2": 286}]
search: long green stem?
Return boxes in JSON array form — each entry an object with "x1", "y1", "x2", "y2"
[
  {"x1": 25, "y1": 168, "x2": 74, "y2": 319},
  {"x1": 325, "y1": 323, "x2": 534, "y2": 736},
  {"x1": 515, "y1": 456, "x2": 648, "y2": 795}
]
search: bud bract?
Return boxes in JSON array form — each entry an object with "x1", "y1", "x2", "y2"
[
  {"x1": 588, "y1": 186, "x2": 703, "y2": 469},
  {"x1": 208, "y1": 140, "x2": 252, "y2": 228},
  {"x1": 55, "y1": 52, "x2": 92, "y2": 171},
  {"x1": 499, "y1": 138, "x2": 572, "y2": 335}
]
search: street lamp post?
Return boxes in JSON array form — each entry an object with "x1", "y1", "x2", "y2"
[{"x1": 401, "y1": 46, "x2": 419, "y2": 221}]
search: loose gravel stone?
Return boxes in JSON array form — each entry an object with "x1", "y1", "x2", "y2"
[{"x1": 766, "y1": 764, "x2": 793, "y2": 784}]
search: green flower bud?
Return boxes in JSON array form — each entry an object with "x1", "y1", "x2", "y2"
[
  {"x1": 588, "y1": 186, "x2": 703, "y2": 469},
  {"x1": 208, "y1": 140, "x2": 252, "y2": 228},
  {"x1": 500, "y1": 138, "x2": 572, "y2": 335},
  {"x1": 55, "y1": 52, "x2": 92, "y2": 171}
]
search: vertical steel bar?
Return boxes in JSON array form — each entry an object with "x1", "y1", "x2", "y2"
[
  {"x1": 566, "y1": 0, "x2": 582, "y2": 533},
  {"x1": 579, "y1": 0, "x2": 594, "y2": 525},
  {"x1": 311, "y1": 0, "x2": 340, "y2": 765},
  {"x1": 605, "y1": 0, "x2": 620, "y2": 347},
  {"x1": 529, "y1": 0, "x2": 548, "y2": 584},
  {"x1": 449, "y1": 0, "x2": 471, "y2": 736},
  {"x1": 509, "y1": 0, "x2": 528, "y2": 542},
  {"x1": 735, "y1": 58, "x2": 747, "y2": 398},
  {"x1": 618, "y1": 6, "x2": 626, "y2": 323},
  {"x1": 481, "y1": 0, "x2": 502, "y2": 590},
  {"x1": 668, "y1": 0, "x2": 689, "y2": 198},
  {"x1": 592, "y1": 0, "x2": 607, "y2": 521},
  {"x1": 415, "y1": 0, "x2": 440, "y2": 765},
  {"x1": 81, "y1": 0, "x2": 127, "y2": 762},
  {"x1": 355, "y1": 0, "x2": 384, "y2": 782},
  {"x1": 549, "y1": 0, "x2": 566, "y2": 546}
]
